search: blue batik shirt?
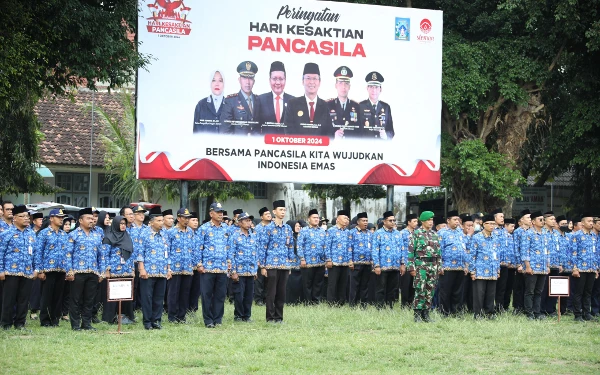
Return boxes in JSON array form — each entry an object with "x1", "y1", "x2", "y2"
[
  {"x1": 34, "y1": 227, "x2": 69, "y2": 273},
  {"x1": 0, "y1": 226, "x2": 36, "y2": 278},
  {"x1": 512, "y1": 227, "x2": 528, "y2": 267},
  {"x1": 297, "y1": 226, "x2": 327, "y2": 267},
  {"x1": 439, "y1": 226, "x2": 468, "y2": 271},
  {"x1": 558, "y1": 231, "x2": 573, "y2": 271},
  {"x1": 197, "y1": 221, "x2": 230, "y2": 274},
  {"x1": 468, "y1": 231, "x2": 500, "y2": 280},
  {"x1": 350, "y1": 227, "x2": 372, "y2": 265},
  {"x1": 0, "y1": 220, "x2": 13, "y2": 234},
  {"x1": 543, "y1": 227, "x2": 563, "y2": 269},
  {"x1": 261, "y1": 221, "x2": 293, "y2": 269},
  {"x1": 520, "y1": 228, "x2": 550, "y2": 274},
  {"x1": 66, "y1": 227, "x2": 104, "y2": 276},
  {"x1": 399, "y1": 228, "x2": 413, "y2": 264},
  {"x1": 372, "y1": 227, "x2": 402, "y2": 270},
  {"x1": 167, "y1": 226, "x2": 195, "y2": 275},
  {"x1": 128, "y1": 223, "x2": 148, "y2": 260},
  {"x1": 229, "y1": 229, "x2": 259, "y2": 276},
  {"x1": 138, "y1": 228, "x2": 170, "y2": 278},
  {"x1": 103, "y1": 244, "x2": 135, "y2": 277},
  {"x1": 326, "y1": 226, "x2": 353, "y2": 266},
  {"x1": 570, "y1": 230, "x2": 597, "y2": 272}
]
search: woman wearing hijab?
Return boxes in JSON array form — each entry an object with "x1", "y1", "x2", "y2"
[
  {"x1": 101, "y1": 216, "x2": 136, "y2": 324},
  {"x1": 286, "y1": 220, "x2": 306, "y2": 304},
  {"x1": 193, "y1": 70, "x2": 225, "y2": 133}
]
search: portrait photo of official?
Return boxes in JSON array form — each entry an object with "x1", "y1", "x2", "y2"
[
  {"x1": 283, "y1": 63, "x2": 332, "y2": 137},
  {"x1": 193, "y1": 70, "x2": 225, "y2": 134},
  {"x1": 256, "y1": 61, "x2": 295, "y2": 135},
  {"x1": 327, "y1": 66, "x2": 360, "y2": 139},
  {"x1": 220, "y1": 61, "x2": 261, "y2": 136},
  {"x1": 358, "y1": 72, "x2": 395, "y2": 140}
]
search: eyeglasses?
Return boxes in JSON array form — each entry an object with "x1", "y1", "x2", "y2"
[
  {"x1": 270, "y1": 77, "x2": 285, "y2": 82},
  {"x1": 386, "y1": 219, "x2": 396, "y2": 222},
  {"x1": 14, "y1": 214, "x2": 29, "y2": 219},
  {"x1": 303, "y1": 76, "x2": 320, "y2": 82}
]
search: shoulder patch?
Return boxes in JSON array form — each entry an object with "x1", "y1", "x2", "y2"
[{"x1": 226, "y1": 93, "x2": 238, "y2": 98}]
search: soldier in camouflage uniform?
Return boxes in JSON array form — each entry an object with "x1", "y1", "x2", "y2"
[{"x1": 408, "y1": 211, "x2": 441, "y2": 322}]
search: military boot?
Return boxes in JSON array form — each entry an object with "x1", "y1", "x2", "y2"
[
  {"x1": 414, "y1": 310, "x2": 423, "y2": 322},
  {"x1": 422, "y1": 309, "x2": 435, "y2": 323}
]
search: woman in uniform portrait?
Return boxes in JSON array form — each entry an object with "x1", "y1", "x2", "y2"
[{"x1": 193, "y1": 70, "x2": 225, "y2": 133}]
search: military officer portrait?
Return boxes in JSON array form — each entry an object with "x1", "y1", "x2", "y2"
[
  {"x1": 256, "y1": 61, "x2": 295, "y2": 135},
  {"x1": 327, "y1": 66, "x2": 360, "y2": 139},
  {"x1": 220, "y1": 61, "x2": 260, "y2": 136},
  {"x1": 283, "y1": 62, "x2": 332, "y2": 137},
  {"x1": 358, "y1": 72, "x2": 395, "y2": 140},
  {"x1": 193, "y1": 70, "x2": 225, "y2": 134}
]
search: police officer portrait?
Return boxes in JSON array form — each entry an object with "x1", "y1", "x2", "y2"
[
  {"x1": 358, "y1": 72, "x2": 395, "y2": 140},
  {"x1": 220, "y1": 61, "x2": 261, "y2": 135}
]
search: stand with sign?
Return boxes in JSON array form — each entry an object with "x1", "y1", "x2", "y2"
[
  {"x1": 548, "y1": 276, "x2": 570, "y2": 322},
  {"x1": 107, "y1": 278, "x2": 134, "y2": 334}
]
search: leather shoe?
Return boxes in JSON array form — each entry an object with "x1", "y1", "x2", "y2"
[
  {"x1": 144, "y1": 325, "x2": 153, "y2": 330},
  {"x1": 152, "y1": 323, "x2": 162, "y2": 330},
  {"x1": 72, "y1": 327, "x2": 82, "y2": 331},
  {"x1": 574, "y1": 316, "x2": 585, "y2": 322},
  {"x1": 82, "y1": 326, "x2": 97, "y2": 331},
  {"x1": 92, "y1": 317, "x2": 101, "y2": 324},
  {"x1": 205, "y1": 323, "x2": 215, "y2": 328}
]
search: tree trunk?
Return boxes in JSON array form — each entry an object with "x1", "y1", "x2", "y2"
[
  {"x1": 204, "y1": 194, "x2": 215, "y2": 221},
  {"x1": 343, "y1": 197, "x2": 351, "y2": 217},
  {"x1": 319, "y1": 197, "x2": 327, "y2": 219},
  {"x1": 584, "y1": 168, "x2": 592, "y2": 208}
]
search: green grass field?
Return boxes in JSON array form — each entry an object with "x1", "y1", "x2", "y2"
[{"x1": 1, "y1": 304, "x2": 599, "y2": 374}]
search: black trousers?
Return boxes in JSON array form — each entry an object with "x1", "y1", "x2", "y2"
[
  {"x1": 472, "y1": 279, "x2": 496, "y2": 317},
  {"x1": 327, "y1": 266, "x2": 349, "y2": 306},
  {"x1": 541, "y1": 268, "x2": 560, "y2": 314},
  {"x1": 140, "y1": 277, "x2": 166, "y2": 328},
  {"x1": 39, "y1": 272, "x2": 66, "y2": 326},
  {"x1": 69, "y1": 273, "x2": 99, "y2": 329},
  {"x1": 29, "y1": 278, "x2": 42, "y2": 312},
  {"x1": 559, "y1": 273, "x2": 573, "y2": 314},
  {"x1": 189, "y1": 270, "x2": 202, "y2": 312},
  {"x1": 61, "y1": 280, "x2": 70, "y2": 316},
  {"x1": 349, "y1": 265, "x2": 371, "y2": 307},
  {"x1": 438, "y1": 270, "x2": 465, "y2": 315},
  {"x1": 495, "y1": 266, "x2": 514, "y2": 311},
  {"x1": 91, "y1": 279, "x2": 102, "y2": 318},
  {"x1": 399, "y1": 272, "x2": 415, "y2": 307},
  {"x1": 502, "y1": 268, "x2": 516, "y2": 310},
  {"x1": 375, "y1": 270, "x2": 400, "y2": 309},
  {"x1": 300, "y1": 266, "x2": 325, "y2": 304},
  {"x1": 167, "y1": 274, "x2": 192, "y2": 322},
  {"x1": 133, "y1": 263, "x2": 141, "y2": 310},
  {"x1": 524, "y1": 274, "x2": 546, "y2": 318},
  {"x1": 103, "y1": 300, "x2": 134, "y2": 323},
  {"x1": 254, "y1": 270, "x2": 266, "y2": 304},
  {"x1": 286, "y1": 269, "x2": 304, "y2": 304},
  {"x1": 200, "y1": 273, "x2": 227, "y2": 326},
  {"x1": 1, "y1": 276, "x2": 33, "y2": 328},
  {"x1": 573, "y1": 272, "x2": 596, "y2": 318},
  {"x1": 591, "y1": 276, "x2": 600, "y2": 315},
  {"x1": 233, "y1": 276, "x2": 254, "y2": 320},
  {"x1": 512, "y1": 272, "x2": 525, "y2": 311},
  {"x1": 265, "y1": 269, "x2": 289, "y2": 322}
]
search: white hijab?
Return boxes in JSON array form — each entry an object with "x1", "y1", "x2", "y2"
[{"x1": 209, "y1": 70, "x2": 225, "y2": 106}]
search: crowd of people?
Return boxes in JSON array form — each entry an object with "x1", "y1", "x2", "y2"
[{"x1": 0, "y1": 199, "x2": 598, "y2": 332}]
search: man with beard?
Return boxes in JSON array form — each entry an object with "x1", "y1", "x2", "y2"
[{"x1": 257, "y1": 61, "x2": 294, "y2": 135}]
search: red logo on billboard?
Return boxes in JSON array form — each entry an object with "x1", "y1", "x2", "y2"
[
  {"x1": 146, "y1": 1, "x2": 192, "y2": 36},
  {"x1": 420, "y1": 19, "x2": 432, "y2": 34}
]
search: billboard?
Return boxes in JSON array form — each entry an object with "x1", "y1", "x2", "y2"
[{"x1": 136, "y1": 0, "x2": 442, "y2": 185}]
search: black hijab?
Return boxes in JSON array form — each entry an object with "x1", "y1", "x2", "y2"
[
  {"x1": 97, "y1": 211, "x2": 110, "y2": 232},
  {"x1": 102, "y1": 215, "x2": 134, "y2": 261}
]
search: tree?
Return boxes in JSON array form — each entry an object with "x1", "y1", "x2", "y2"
[
  {"x1": 303, "y1": 184, "x2": 387, "y2": 216},
  {"x1": 0, "y1": 0, "x2": 146, "y2": 194}
]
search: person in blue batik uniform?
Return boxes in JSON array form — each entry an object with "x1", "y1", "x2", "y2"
[
  {"x1": 540, "y1": 212, "x2": 563, "y2": 316},
  {"x1": 469, "y1": 214, "x2": 501, "y2": 319},
  {"x1": 326, "y1": 210, "x2": 353, "y2": 306},
  {"x1": 0, "y1": 205, "x2": 37, "y2": 330},
  {"x1": 349, "y1": 212, "x2": 372, "y2": 307},
  {"x1": 138, "y1": 207, "x2": 172, "y2": 330},
  {"x1": 197, "y1": 203, "x2": 230, "y2": 328},
  {"x1": 260, "y1": 200, "x2": 293, "y2": 323},
  {"x1": 571, "y1": 213, "x2": 599, "y2": 322},
  {"x1": 512, "y1": 209, "x2": 531, "y2": 315},
  {"x1": 188, "y1": 211, "x2": 202, "y2": 314},
  {"x1": 520, "y1": 211, "x2": 550, "y2": 320},
  {"x1": 372, "y1": 211, "x2": 404, "y2": 309},
  {"x1": 229, "y1": 212, "x2": 259, "y2": 322},
  {"x1": 498, "y1": 217, "x2": 517, "y2": 311},
  {"x1": 298, "y1": 209, "x2": 327, "y2": 305},
  {"x1": 65, "y1": 207, "x2": 104, "y2": 331},
  {"x1": 0, "y1": 201, "x2": 14, "y2": 234},
  {"x1": 459, "y1": 213, "x2": 475, "y2": 313},
  {"x1": 554, "y1": 215, "x2": 572, "y2": 315},
  {"x1": 101, "y1": 216, "x2": 136, "y2": 325},
  {"x1": 253, "y1": 207, "x2": 272, "y2": 306},
  {"x1": 35, "y1": 209, "x2": 69, "y2": 327},
  {"x1": 438, "y1": 210, "x2": 468, "y2": 316},
  {"x1": 490, "y1": 208, "x2": 510, "y2": 313},
  {"x1": 166, "y1": 208, "x2": 195, "y2": 323},
  {"x1": 399, "y1": 213, "x2": 419, "y2": 308}
]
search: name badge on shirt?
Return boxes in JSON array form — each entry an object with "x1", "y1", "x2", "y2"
[
  {"x1": 28, "y1": 246, "x2": 33, "y2": 255},
  {"x1": 492, "y1": 251, "x2": 497, "y2": 260},
  {"x1": 165, "y1": 251, "x2": 169, "y2": 258},
  {"x1": 121, "y1": 257, "x2": 125, "y2": 264}
]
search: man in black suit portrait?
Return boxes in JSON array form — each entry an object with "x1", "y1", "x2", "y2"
[
  {"x1": 256, "y1": 61, "x2": 294, "y2": 135},
  {"x1": 283, "y1": 63, "x2": 332, "y2": 137}
]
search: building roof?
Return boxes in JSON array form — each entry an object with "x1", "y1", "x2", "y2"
[
  {"x1": 526, "y1": 170, "x2": 574, "y2": 187},
  {"x1": 35, "y1": 90, "x2": 127, "y2": 167}
]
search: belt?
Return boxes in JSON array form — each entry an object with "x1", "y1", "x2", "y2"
[{"x1": 419, "y1": 257, "x2": 438, "y2": 262}]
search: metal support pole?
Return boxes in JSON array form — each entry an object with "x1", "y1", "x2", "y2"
[
  {"x1": 444, "y1": 188, "x2": 448, "y2": 219},
  {"x1": 180, "y1": 181, "x2": 189, "y2": 209},
  {"x1": 386, "y1": 185, "x2": 394, "y2": 211},
  {"x1": 550, "y1": 183, "x2": 553, "y2": 211}
]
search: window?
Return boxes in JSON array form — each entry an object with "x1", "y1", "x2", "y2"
[
  {"x1": 98, "y1": 174, "x2": 128, "y2": 208},
  {"x1": 247, "y1": 182, "x2": 267, "y2": 199},
  {"x1": 55, "y1": 173, "x2": 89, "y2": 207}
]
